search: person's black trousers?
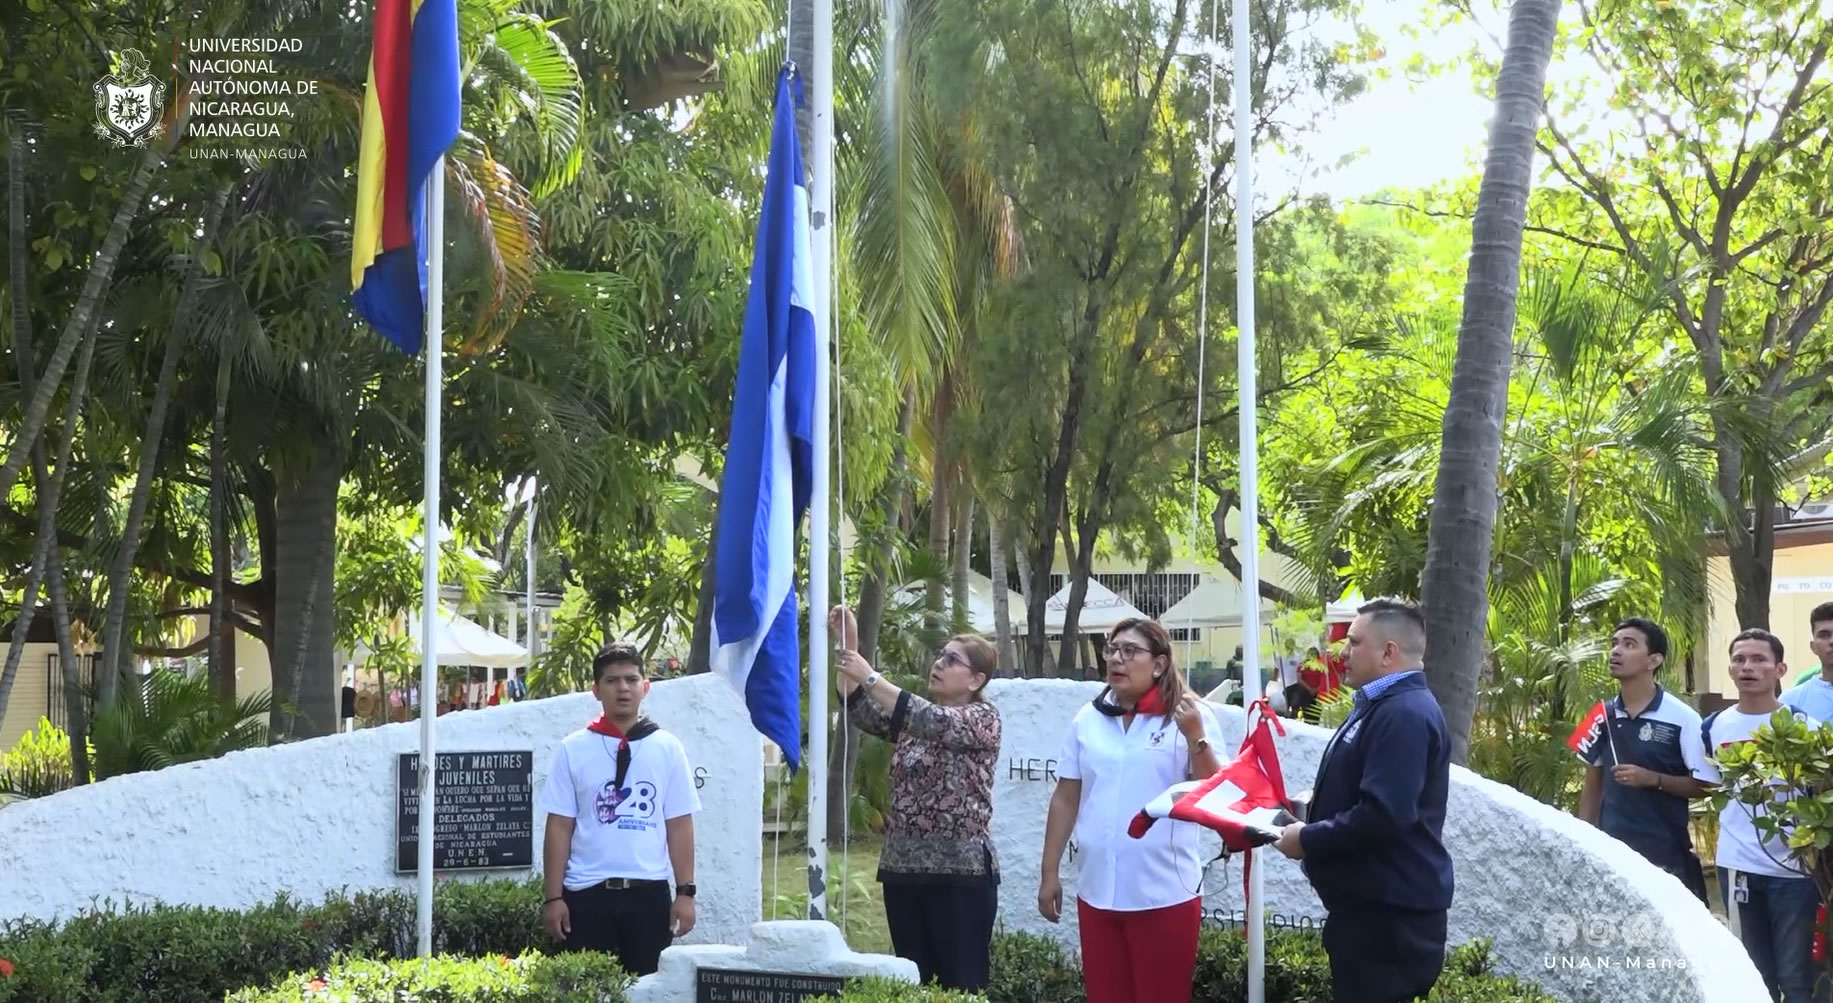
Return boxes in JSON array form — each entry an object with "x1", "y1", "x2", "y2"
[
  {"x1": 560, "y1": 879, "x2": 673, "y2": 976},
  {"x1": 881, "y1": 875, "x2": 1000, "y2": 990},
  {"x1": 1322, "y1": 903, "x2": 1447, "y2": 1003}
]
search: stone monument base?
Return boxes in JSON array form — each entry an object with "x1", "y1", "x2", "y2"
[{"x1": 627, "y1": 920, "x2": 918, "y2": 1002}]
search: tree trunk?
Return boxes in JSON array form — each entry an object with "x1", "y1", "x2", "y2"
[
  {"x1": 687, "y1": 485, "x2": 721, "y2": 674},
  {"x1": 1012, "y1": 522, "x2": 1033, "y2": 602},
  {"x1": 1419, "y1": 0, "x2": 1562, "y2": 767},
  {"x1": 925, "y1": 460, "x2": 952, "y2": 639},
  {"x1": 97, "y1": 186, "x2": 232, "y2": 703},
  {"x1": 1, "y1": 126, "x2": 102, "y2": 731},
  {"x1": 1715, "y1": 429, "x2": 1776, "y2": 630},
  {"x1": 988, "y1": 510, "x2": 1017, "y2": 673},
  {"x1": 48, "y1": 546, "x2": 89, "y2": 785},
  {"x1": 269, "y1": 446, "x2": 342, "y2": 739},
  {"x1": 952, "y1": 492, "x2": 975, "y2": 635},
  {"x1": 826, "y1": 391, "x2": 915, "y2": 836},
  {"x1": 0, "y1": 95, "x2": 193, "y2": 503},
  {"x1": 208, "y1": 348, "x2": 235, "y2": 697}
]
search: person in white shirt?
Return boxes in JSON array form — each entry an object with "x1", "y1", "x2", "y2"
[
  {"x1": 1037, "y1": 618, "x2": 1223, "y2": 1003},
  {"x1": 1781, "y1": 602, "x2": 1833, "y2": 722},
  {"x1": 538, "y1": 643, "x2": 700, "y2": 975},
  {"x1": 1698, "y1": 629, "x2": 1825, "y2": 1003}
]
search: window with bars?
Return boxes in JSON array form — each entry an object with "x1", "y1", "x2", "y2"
[
  {"x1": 45, "y1": 653, "x2": 97, "y2": 733},
  {"x1": 1045, "y1": 572, "x2": 1200, "y2": 620}
]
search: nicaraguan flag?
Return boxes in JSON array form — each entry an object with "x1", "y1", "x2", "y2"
[
  {"x1": 350, "y1": 0, "x2": 461, "y2": 354},
  {"x1": 708, "y1": 66, "x2": 817, "y2": 770}
]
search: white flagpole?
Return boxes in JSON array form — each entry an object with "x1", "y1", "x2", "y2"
[
  {"x1": 1231, "y1": 0, "x2": 1264, "y2": 995},
  {"x1": 804, "y1": 0, "x2": 836, "y2": 925},
  {"x1": 416, "y1": 157, "x2": 448, "y2": 959}
]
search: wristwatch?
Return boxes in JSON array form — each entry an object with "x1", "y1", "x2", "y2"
[
  {"x1": 862, "y1": 671, "x2": 881, "y2": 690},
  {"x1": 676, "y1": 883, "x2": 697, "y2": 898}
]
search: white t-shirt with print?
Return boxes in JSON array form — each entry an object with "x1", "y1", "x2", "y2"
[
  {"x1": 1056, "y1": 700, "x2": 1223, "y2": 913},
  {"x1": 1698, "y1": 706, "x2": 1819, "y2": 879},
  {"x1": 537, "y1": 727, "x2": 702, "y2": 889}
]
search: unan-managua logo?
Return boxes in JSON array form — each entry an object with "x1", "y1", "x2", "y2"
[{"x1": 93, "y1": 49, "x2": 166, "y2": 148}]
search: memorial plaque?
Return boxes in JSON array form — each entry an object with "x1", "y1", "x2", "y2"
[
  {"x1": 395, "y1": 750, "x2": 534, "y2": 872},
  {"x1": 695, "y1": 968, "x2": 850, "y2": 1002}
]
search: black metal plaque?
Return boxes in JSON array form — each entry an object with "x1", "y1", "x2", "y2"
[
  {"x1": 395, "y1": 750, "x2": 534, "y2": 872},
  {"x1": 695, "y1": 967, "x2": 851, "y2": 1002}
]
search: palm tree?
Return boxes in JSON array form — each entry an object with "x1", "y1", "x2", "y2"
[{"x1": 1420, "y1": 0, "x2": 1564, "y2": 766}]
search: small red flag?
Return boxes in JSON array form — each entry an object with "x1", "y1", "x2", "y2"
[{"x1": 1567, "y1": 701, "x2": 1608, "y2": 758}]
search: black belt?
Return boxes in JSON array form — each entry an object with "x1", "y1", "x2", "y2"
[{"x1": 577, "y1": 877, "x2": 668, "y2": 892}]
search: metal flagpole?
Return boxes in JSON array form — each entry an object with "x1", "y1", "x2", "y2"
[
  {"x1": 525, "y1": 479, "x2": 537, "y2": 661},
  {"x1": 804, "y1": 0, "x2": 836, "y2": 924},
  {"x1": 1231, "y1": 0, "x2": 1264, "y2": 994},
  {"x1": 416, "y1": 158, "x2": 448, "y2": 959}
]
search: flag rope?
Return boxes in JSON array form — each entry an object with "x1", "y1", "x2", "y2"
[{"x1": 1183, "y1": 0, "x2": 1220, "y2": 673}]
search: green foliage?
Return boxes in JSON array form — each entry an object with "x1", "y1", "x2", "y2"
[
  {"x1": 1704, "y1": 709, "x2": 1833, "y2": 878},
  {"x1": 0, "y1": 718, "x2": 83, "y2": 800},
  {"x1": 0, "y1": 878, "x2": 553, "y2": 1003},
  {"x1": 829, "y1": 927, "x2": 1559, "y2": 1003},
  {"x1": 224, "y1": 952, "x2": 630, "y2": 1003},
  {"x1": 817, "y1": 978, "x2": 985, "y2": 1002},
  {"x1": 0, "y1": 875, "x2": 1559, "y2": 1003},
  {"x1": 88, "y1": 669, "x2": 272, "y2": 780}
]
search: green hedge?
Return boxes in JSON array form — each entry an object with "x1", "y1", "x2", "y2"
[
  {"x1": 224, "y1": 953, "x2": 628, "y2": 1003},
  {"x1": 0, "y1": 877, "x2": 1558, "y2": 1003},
  {"x1": 0, "y1": 879, "x2": 551, "y2": 1003}
]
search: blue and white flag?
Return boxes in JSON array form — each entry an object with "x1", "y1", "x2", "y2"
[{"x1": 708, "y1": 66, "x2": 817, "y2": 771}]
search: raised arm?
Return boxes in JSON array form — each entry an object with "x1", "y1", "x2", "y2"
[{"x1": 847, "y1": 685, "x2": 895, "y2": 739}]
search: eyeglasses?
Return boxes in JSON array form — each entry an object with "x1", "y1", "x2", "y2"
[
  {"x1": 1102, "y1": 642, "x2": 1153, "y2": 660},
  {"x1": 937, "y1": 649, "x2": 970, "y2": 669}
]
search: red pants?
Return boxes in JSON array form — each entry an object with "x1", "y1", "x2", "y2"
[{"x1": 1077, "y1": 896, "x2": 1202, "y2": 1003}]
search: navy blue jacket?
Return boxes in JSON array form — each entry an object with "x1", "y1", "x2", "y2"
[{"x1": 1299, "y1": 672, "x2": 1454, "y2": 914}]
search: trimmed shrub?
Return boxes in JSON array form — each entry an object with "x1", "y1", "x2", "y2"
[
  {"x1": 224, "y1": 952, "x2": 629, "y2": 1002},
  {"x1": 0, "y1": 879, "x2": 552, "y2": 1003},
  {"x1": 0, "y1": 877, "x2": 1560, "y2": 1003}
]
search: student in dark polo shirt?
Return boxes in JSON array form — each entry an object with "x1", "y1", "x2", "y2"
[{"x1": 1575, "y1": 617, "x2": 1713, "y2": 901}]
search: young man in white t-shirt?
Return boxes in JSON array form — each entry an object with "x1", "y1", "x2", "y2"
[
  {"x1": 1698, "y1": 629, "x2": 1825, "y2": 1003},
  {"x1": 538, "y1": 643, "x2": 700, "y2": 976}
]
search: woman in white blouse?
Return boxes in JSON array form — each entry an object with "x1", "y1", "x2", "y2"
[{"x1": 1037, "y1": 617, "x2": 1222, "y2": 1003}]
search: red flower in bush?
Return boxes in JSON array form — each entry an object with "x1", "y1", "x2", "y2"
[
  {"x1": 0, "y1": 957, "x2": 14, "y2": 977},
  {"x1": 307, "y1": 978, "x2": 326, "y2": 992}
]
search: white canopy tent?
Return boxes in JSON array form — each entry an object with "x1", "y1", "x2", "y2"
[
  {"x1": 407, "y1": 607, "x2": 530, "y2": 668},
  {"x1": 1324, "y1": 592, "x2": 1366, "y2": 624},
  {"x1": 1159, "y1": 575, "x2": 1275, "y2": 629},
  {"x1": 891, "y1": 570, "x2": 1028, "y2": 633},
  {"x1": 1042, "y1": 578, "x2": 1150, "y2": 634}
]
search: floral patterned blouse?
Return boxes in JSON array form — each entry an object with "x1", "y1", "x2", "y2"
[{"x1": 847, "y1": 686, "x2": 1002, "y2": 884}]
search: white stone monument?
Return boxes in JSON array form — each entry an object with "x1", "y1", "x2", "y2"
[
  {"x1": 628, "y1": 921, "x2": 917, "y2": 1003},
  {"x1": 984, "y1": 678, "x2": 1764, "y2": 1003}
]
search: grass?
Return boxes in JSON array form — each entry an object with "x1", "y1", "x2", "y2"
[{"x1": 762, "y1": 833, "x2": 894, "y2": 954}]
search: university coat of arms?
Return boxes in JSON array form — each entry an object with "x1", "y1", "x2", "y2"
[{"x1": 93, "y1": 49, "x2": 166, "y2": 148}]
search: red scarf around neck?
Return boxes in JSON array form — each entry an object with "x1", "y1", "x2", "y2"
[
  {"x1": 587, "y1": 714, "x2": 657, "y2": 787},
  {"x1": 1131, "y1": 684, "x2": 1168, "y2": 716}
]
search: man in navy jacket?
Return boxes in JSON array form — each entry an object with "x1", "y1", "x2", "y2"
[{"x1": 1273, "y1": 597, "x2": 1454, "y2": 1003}]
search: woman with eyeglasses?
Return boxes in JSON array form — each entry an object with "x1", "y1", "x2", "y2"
[
  {"x1": 1038, "y1": 617, "x2": 1223, "y2": 1003},
  {"x1": 826, "y1": 605, "x2": 1003, "y2": 991}
]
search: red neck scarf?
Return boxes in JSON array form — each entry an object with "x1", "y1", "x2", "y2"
[
  {"x1": 1094, "y1": 682, "x2": 1169, "y2": 718},
  {"x1": 588, "y1": 715, "x2": 657, "y2": 787}
]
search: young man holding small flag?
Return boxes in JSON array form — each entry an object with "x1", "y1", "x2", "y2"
[{"x1": 1571, "y1": 618, "x2": 1712, "y2": 902}]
